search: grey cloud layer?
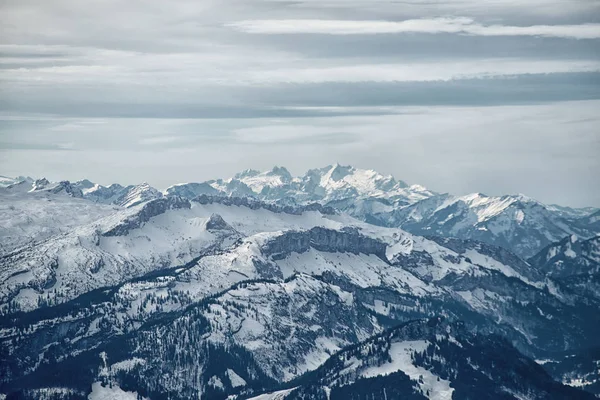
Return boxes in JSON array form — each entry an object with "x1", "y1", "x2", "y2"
[
  {"x1": 228, "y1": 18, "x2": 600, "y2": 39},
  {"x1": 0, "y1": 0, "x2": 599, "y2": 206}
]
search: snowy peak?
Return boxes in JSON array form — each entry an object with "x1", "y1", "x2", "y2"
[
  {"x1": 546, "y1": 204, "x2": 599, "y2": 220},
  {"x1": 234, "y1": 168, "x2": 261, "y2": 179},
  {"x1": 164, "y1": 182, "x2": 221, "y2": 198},
  {"x1": 396, "y1": 191, "x2": 597, "y2": 258},
  {"x1": 437, "y1": 192, "x2": 544, "y2": 223},
  {"x1": 222, "y1": 164, "x2": 427, "y2": 203},
  {"x1": 204, "y1": 213, "x2": 235, "y2": 232},
  {"x1": 30, "y1": 177, "x2": 51, "y2": 191},
  {"x1": 0, "y1": 175, "x2": 33, "y2": 189},
  {"x1": 28, "y1": 178, "x2": 83, "y2": 198},
  {"x1": 74, "y1": 179, "x2": 96, "y2": 190},
  {"x1": 77, "y1": 180, "x2": 162, "y2": 208},
  {"x1": 309, "y1": 164, "x2": 410, "y2": 198},
  {"x1": 230, "y1": 166, "x2": 293, "y2": 193},
  {"x1": 116, "y1": 182, "x2": 162, "y2": 208},
  {"x1": 322, "y1": 163, "x2": 354, "y2": 182},
  {"x1": 267, "y1": 165, "x2": 292, "y2": 181}
]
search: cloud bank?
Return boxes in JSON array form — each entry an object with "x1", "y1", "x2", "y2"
[{"x1": 229, "y1": 17, "x2": 600, "y2": 39}]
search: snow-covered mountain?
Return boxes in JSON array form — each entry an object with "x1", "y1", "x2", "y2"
[
  {"x1": 3, "y1": 166, "x2": 597, "y2": 258},
  {"x1": 1, "y1": 186, "x2": 599, "y2": 398},
  {"x1": 199, "y1": 164, "x2": 435, "y2": 207},
  {"x1": 75, "y1": 181, "x2": 163, "y2": 208},
  {"x1": 162, "y1": 166, "x2": 598, "y2": 258},
  {"x1": 546, "y1": 204, "x2": 600, "y2": 220},
  {"x1": 529, "y1": 235, "x2": 600, "y2": 278},
  {"x1": 164, "y1": 181, "x2": 222, "y2": 198},
  {"x1": 30, "y1": 178, "x2": 84, "y2": 198},
  {"x1": 391, "y1": 193, "x2": 598, "y2": 258},
  {"x1": 577, "y1": 209, "x2": 600, "y2": 232},
  {"x1": 0, "y1": 186, "x2": 120, "y2": 255},
  {"x1": 0, "y1": 175, "x2": 33, "y2": 188},
  {"x1": 252, "y1": 318, "x2": 591, "y2": 400},
  {"x1": 528, "y1": 235, "x2": 600, "y2": 303},
  {"x1": 1, "y1": 168, "x2": 599, "y2": 399},
  {"x1": 1, "y1": 176, "x2": 163, "y2": 208}
]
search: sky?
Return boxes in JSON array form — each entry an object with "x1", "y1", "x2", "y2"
[{"x1": 0, "y1": 0, "x2": 599, "y2": 207}]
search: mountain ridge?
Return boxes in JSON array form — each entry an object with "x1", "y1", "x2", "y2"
[{"x1": 2, "y1": 165, "x2": 597, "y2": 259}]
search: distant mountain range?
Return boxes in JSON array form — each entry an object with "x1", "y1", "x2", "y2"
[
  {"x1": 1, "y1": 166, "x2": 599, "y2": 399},
  {"x1": 2, "y1": 164, "x2": 597, "y2": 258}
]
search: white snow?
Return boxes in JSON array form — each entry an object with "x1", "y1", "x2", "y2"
[
  {"x1": 361, "y1": 340, "x2": 454, "y2": 400},
  {"x1": 88, "y1": 382, "x2": 147, "y2": 400},
  {"x1": 462, "y1": 249, "x2": 540, "y2": 287},
  {"x1": 515, "y1": 210, "x2": 525, "y2": 224},
  {"x1": 110, "y1": 358, "x2": 146, "y2": 372},
  {"x1": 0, "y1": 189, "x2": 120, "y2": 255},
  {"x1": 565, "y1": 248, "x2": 577, "y2": 258},
  {"x1": 226, "y1": 369, "x2": 247, "y2": 388},
  {"x1": 209, "y1": 375, "x2": 225, "y2": 390},
  {"x1": 534, "y1": 359, "x2": 555, "y2": 365},
  {"x1": 246, "y1": 388, "x2": 297, "y2": 400}
]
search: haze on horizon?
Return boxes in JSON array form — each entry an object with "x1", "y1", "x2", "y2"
[{"x1": 0, "y1": 0, "x2": 599, "y2": 207}]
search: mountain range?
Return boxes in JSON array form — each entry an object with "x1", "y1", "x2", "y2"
[
  {"x1": 3, "y1": 164, "x2": 597, "y2": 259},
  {"x1": 0, "y1": 165, "x2": 599, "y2": 399}
]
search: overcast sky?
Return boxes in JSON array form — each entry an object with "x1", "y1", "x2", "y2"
[{"x1": 0, "y1": 0, "x2": 599, "y2": 207}]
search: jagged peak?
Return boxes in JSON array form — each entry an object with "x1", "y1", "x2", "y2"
[
  {"x1": 324, "y1": 163, "x2": 354, "y2": 182},
  {"x1": 135, "y1": 182, "x2": 154, "y2": 189},
  {"x1": 31, "y1": 177, "x2": 51, "y2": 191},
  {"x1": 502, "y1": 193, "x2": 542, "y2": 205},
  {"x1": 267, "y1": 166, "x2": 292, "y2": 180},
  {"x1": 234, "y1": 168, "x2": 261, "y2": 179},
  {"x1": 27, "y1": 178, "x2": 83, "y2": 197},
  {"x1": 204, "y1": 213, "x2": 234, "y2": 231},
  {"x1": 74, "y1": 179, "x2": 96, "y2": 188}
]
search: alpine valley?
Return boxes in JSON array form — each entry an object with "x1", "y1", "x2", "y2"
[{"x1": 0, "y1": 165, "x2": 599, "y2": 400}]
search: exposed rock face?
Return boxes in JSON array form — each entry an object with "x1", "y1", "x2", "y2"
[
  {"x1": 53, "y1": 181, "x2": 84, "y2": 198},
  {"x1": 31, "y1": 178, "x2": 50, "y2": 191},
  {"x1": 261, "y1": 227, "x2": 388, "y2": 261},
  {"x1": 103, "y1": 197, "x2": 191, "y2": 237},
  {"x1": 391, "y1": 250, "x2": 436, "y2": 272},
  {"x1": 205, "y1": 213, "x2": 234, "y2": 231},
  {"x1": 193, "y1": 194, "x2": 337, "y2": 215},
  {"x1": 29, "y1": 179, "x2": 83, "y2": 197}
]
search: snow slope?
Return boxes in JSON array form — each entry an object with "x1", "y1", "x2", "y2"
[{"x1": 0, "y1": 187, "x2": 120, "y2": 255}]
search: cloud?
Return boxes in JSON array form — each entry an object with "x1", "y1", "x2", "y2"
[
  {"x1": 228, "y1": 17, "x2": 600, "y2": 39},
  {"x1": 1, "y1": 101, "x2": 599, "y2": 206},
  {"x1": 247, "y1": 59, "x2": 600, "y2": 84},
  {"x1": 0, "y1": 0, "x2": 598, "y2": 206},
  {"x1": 2, "y1": 46, "x2": 598, "y2": 87},
  {"x1": 232, "y1": 124, "x2": 360, "y2": 144}
]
